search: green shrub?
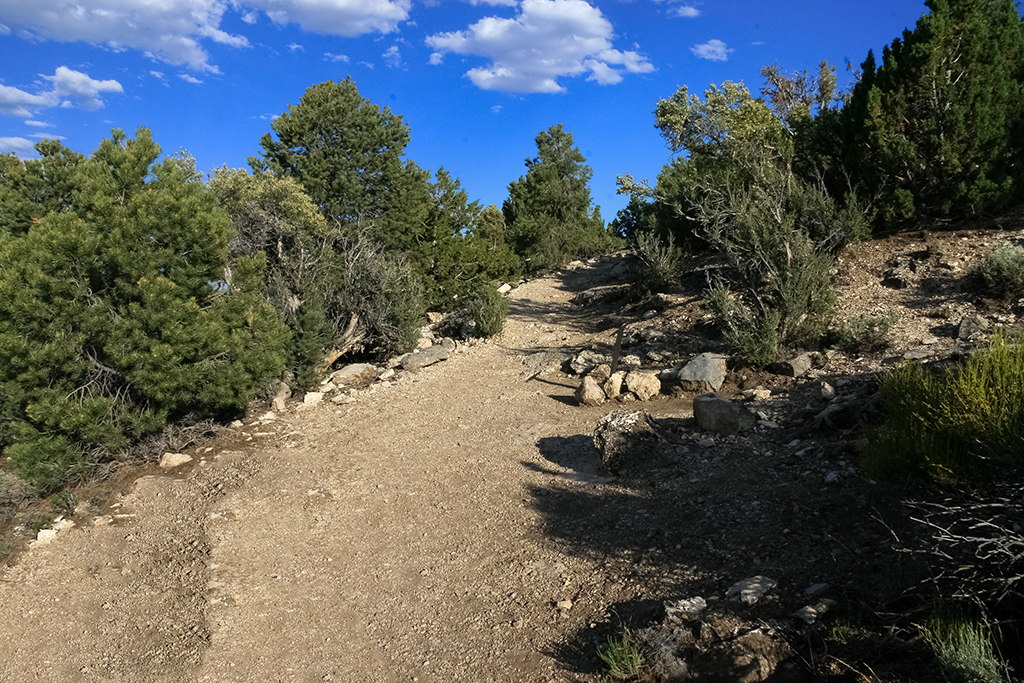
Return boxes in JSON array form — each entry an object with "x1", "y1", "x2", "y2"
[
  {"x1": 972, "y1": 245, "x2": 1024, "y2": 301},
  {"x1": 926, "y1": 607, "x2": 1010, "y2": 683},
  {"x1": 0, "y1": 130, "x2": 289, "y2": 492},
  {"x1": 0, "y1": 471, "x2": 34, "y2": 519},
  {"x1": 631, "y1": 230, "x2": 684, "y2": 292},
  {"x1": 706, "y1": 283, "x2": 781, "y2": 366},
  {"x1": 466, "y1": 285, "x2": 509, "y2": 337},
  {"x1": 864, "y1": 332, "x2": 1024, "y2": 484},
  {"x1": 598, "y1": 630, "x2": 647, "y2": 681},
  {"x1": 828, "y1": 313, "x2": 899, "y2": 353}
]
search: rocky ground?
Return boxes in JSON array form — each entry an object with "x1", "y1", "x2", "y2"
[{"x1": 1, "y1": 223, "x2": 1021, "y2": 682}]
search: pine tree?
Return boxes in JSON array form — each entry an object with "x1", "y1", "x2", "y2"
[
  {"x1": 0, "y1": 130, "x2": 289, "y2": 491},
  {"x1": 503, "y1": 124, "x2": 613, "y2": 272},
  {"x1": 842, "y1": 0, "x2": 1024, "y2": 221}
]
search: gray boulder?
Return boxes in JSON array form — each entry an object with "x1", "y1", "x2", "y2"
[
  {"x1": 402, "y1": 345, "x2": 450, "y2": 371},
  {"x1": 958, "y1": 313, "x2": 990, "y2": 340},
  {"x1": 675, "y1": 353, "x2": 728, "y2": 392},
  {"x1": 694, "y1": 395, "x2": 756, "y2": 435},
  {"x1": 329, "y1": 363, "x2": 377, "y2": 386},
  {"x1": 767, "y1": 352, "x2": 813, "y2": 378}
]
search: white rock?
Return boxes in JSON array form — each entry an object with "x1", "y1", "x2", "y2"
[
  {"x1": 303, "y1": 392, "x2": 324, "y2": 406},
  {"x1": 34, "y1": 529, "x2": 59, "y2": 545},
  {"x1": 556, "y1": 600, "x2": 573, "y2": 610},
  {"x1": 159, "y1": 452, "x2": 193, "y2": 468},
  {"x1": 625, "y1": 372, "x2": 662, "y2": 401},
  {"x1": 497, "y1": 283, "x2": 512, "y2": 294},
  {"x1": 726, "y1": 576, "x2": 778, "y2": 606}
]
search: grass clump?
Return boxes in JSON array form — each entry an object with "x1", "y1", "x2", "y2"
[
  {"x1": 926, "y1": 606, "x2": 1011, "y2": 683},
  {"x1": 864, "y1": 332, "x2": 1024, "y2": 485},
  {"x1": 972, "y1": 245, "x2": 1024, "y2": 301},
  {"x1": 828, "y1": 312, "x2": 900, "y2": 353},
  {"x1": 598, "y1": 630, "x2": 648, "y2": 681}
]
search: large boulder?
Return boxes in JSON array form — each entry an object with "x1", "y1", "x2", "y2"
[
  {"x1": 675, "y1": 353, "x2": 728, "y2": 393},
  {"x1": 625, "y1": 371, "x2": 662, "y2": 401},
  {"x1": 694, "y1": 395, "x2": 756, "y2": 435},
  {"x1": 329, "y1": 363, "x2": 377, "y2": 387},
  {"x1": 594, "y1": 410, "x2": 661, "y2": 474}
]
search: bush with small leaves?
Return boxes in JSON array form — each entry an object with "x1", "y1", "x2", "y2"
[{"x1": 972, "y1": 245, "x2": 1024, "y2": 301}]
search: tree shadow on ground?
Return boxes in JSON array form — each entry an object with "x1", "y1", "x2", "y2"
[{"x1": 526, "y1": 428, "x2": 922, "y2": 680}]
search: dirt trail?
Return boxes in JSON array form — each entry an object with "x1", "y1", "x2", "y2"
[{"x1": 1, "y1": 260, "x2": 636, "y2": 683}]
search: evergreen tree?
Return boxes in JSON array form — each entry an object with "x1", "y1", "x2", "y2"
[
  {"x1": 842, "y1": 0, "x2": 1024, "y2": 221},
  {"x1": 249, "y1": 78, "x2": 432, "y2": 249},
  {"x1": 503, "y1": 124, "x2": 614, "y2": 273},
  {"x1": 0, "y1": 130, "x2": 288, "y2": 491}
]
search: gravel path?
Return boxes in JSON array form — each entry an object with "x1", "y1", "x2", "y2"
[{"x1": 1, "y1": 261, "x2": 635, "y2": 683}]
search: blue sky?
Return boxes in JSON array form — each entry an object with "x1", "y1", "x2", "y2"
[{"x1": 1, "y1": 0, "x2": 932, "y2": 219}]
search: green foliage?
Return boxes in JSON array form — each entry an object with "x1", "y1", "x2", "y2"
[
  {"x1": 865, "y1": 333, "x2": 1024, "y2": 485},
  {"x1": 597, "y1": 631, "x2": 647, "y2": 681},
  {"x1": 828, "y1": 313, "x2": 900, "y2": 353},
  {"x1": 50, "y1": 490, "x2": 79, "y2": 516},
  {"x1": 0, "y1": 129, "x2": 289, "y2": 491},
  {"x1": 840, "y1": 0, "x2": 1024, "y2": 223},
  {"x1": 249, "y1": 78, "x2": 432, "y2": 248},
  {"x1": 972, "y1": 245, "x2": 1024, "y2": 301},
  {"x1": 630, "y1": 230, "x2": 684, "y2": 293},
  {"x1": 504, "y1": 124, "x2": 618, "y2": 273},
  {"x1": 623, "y1": 81, "x2": 850, "y2": 363},
  {"x1": 0, "y1": 471, "x2": 34, "y2": 519},
  {"x1": 465, "y1": 285, "x2": 509, "y2": 337},
  {"x1": 927, "y1": 607, "x2": 1010, "y2": 683}
]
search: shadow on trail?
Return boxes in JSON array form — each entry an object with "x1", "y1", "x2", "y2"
[{"x1": 525, "y1": 428, "x2": 916, "y2": 679}]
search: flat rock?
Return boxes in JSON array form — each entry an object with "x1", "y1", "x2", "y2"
[
  {"x1": 958, "y1": 313, "x2": 990, "y2": 340},
  {"x1": 674, "y1": 353, "x2": 729, "y2": 393},
  {"x1": 159, "y1": 452, "x2": 193, "y2": 468},
  {"x1": 693, "y1": 395, "x2": 756, "y2": 435},
  {"x1": 903, "y1": 347, "x2": 935, "y2": 360},
  {"x1": 726, "y1": 576, "x2": 778, "y2": 606},
  {"x1": 330, "y1": 363, "x2": 377, "y2": 386},
  {"x1": 664, "y1": 597, "x2": 707, "y2": 622},
  {"x1": 402, "y1": 345, "x2": 450, "y2": 371}
]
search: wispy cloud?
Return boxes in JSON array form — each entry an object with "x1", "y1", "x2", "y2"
[
  {"x1": 426, "y1": 0, "x2": 654, "y2": 93},
  {"x1": 491, "y1": 104, "x2": 502, "y2": 113},
  {"x1": 383, "y1": 45, "x2": 402, "y2": 69},
  {"x1": 691, "y1": 39, "x2": 733, "y2": 61},
  {"x1": 324, "y1": 52, "x2": 350, "y2": 63},
  {"x1": 179, "y1": 74, "x2": 203, "y2": 84},
  {"x1": 287, "y1": 43, "x2": 304, "y2": 52},
  {"x1": 24, "y1": 119, "x2": 53, "y2": 127},
  {"x1": 0, "y1": 136, "x2": 38, "y2": 154}
]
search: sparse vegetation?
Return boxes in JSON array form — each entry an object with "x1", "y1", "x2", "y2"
[
  {"x1": 828, "y1": 313, "x2": 900, "y2": 353},
  {"x1": 865, "y1": 332, "x2": 1024, "y2": 485},
  {"x1": 597, "y1": 630, "x2": 647, "y2": 681},
  {"x1": 630, "y1": 230, "x2": 684, "y2": 293},
  {"x1": 926, "y1": 606, "x2": 1011, "y2": 683},
  {"x1": 972, "y1": 245, "x2": 1024, "y2": 301},
  {"x1": 465, "y1": 285, "x2": 510, "y2": 338}
]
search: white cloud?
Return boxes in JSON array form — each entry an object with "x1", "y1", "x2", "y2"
[
  {"x1": 29, "y1": 132, "x2": 64, "y2": 139},
  {"x1": 0, "y1": 136, "x2": 37, "y2": 154},
  {"x1": 24, "y1": 119, "x2": 53, "y2": 127},
  {"x1": 672, "y1": 6, "x2": 700, "y2": 18},
  {"x1": 428, "y1": 52, "x2": 444, "y2": 66},
  {"x1": 0, "y1": 66, "x2": 122, "y2": 117},
  {"x1": 0, "y1": 22, "x2": 10, "y2": 35},
  {"x1": 691, "y1": 39, "x2": 733, "y2": 61},
  {"x1": 150, "y1": 70, "x2": 165, "y2": 79},
  {"x1": 426, "y1": 0, "x2": 654, "y2": 93},
  {"x1": 179, "y1": 74, "x2": 203, "y2": 84},
  {"x1": 466, "y1": 0, "x2": 517, "y2": 5},
  {"x1": 324, "y1": 53, "x2": 350, "y2": 63},
  {"x1": 287, "y1": 43, "x2": 304, "y2": 52},
  {"x1": 0, "y1": 0, "x2": 411, "y2": 72},
  {"x1": 249, "y1": 0, "x2": 411, "y2": 37},
  {"x1": 491, "y1": 104, "x2": 502, "y2": 113},
  {"x1": 383, "y1": 45, "x2": 402, "y2": 69}
]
